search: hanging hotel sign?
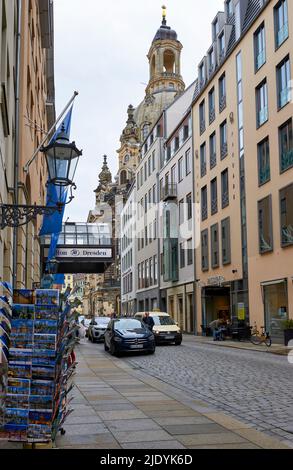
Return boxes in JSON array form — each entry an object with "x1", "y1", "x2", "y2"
[
  {"x1": 45, "y1": 248, "x2": 112, "y2": 259},
  {"x1": 207, "y1": 276, "x2": 225, "y2": 286}
]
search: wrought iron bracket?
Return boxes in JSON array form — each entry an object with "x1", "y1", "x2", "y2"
[{"x1": 0, "y1": 204, "x2": 63, "y2": 229}]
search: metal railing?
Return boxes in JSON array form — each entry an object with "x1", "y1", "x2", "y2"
[{"x1": 162, "y1": 183, "x2": 177, "y2": 201}]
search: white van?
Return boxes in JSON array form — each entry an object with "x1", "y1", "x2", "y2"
[{"x1": 134, "y1": 312, "x2": 182, "y2": 345}]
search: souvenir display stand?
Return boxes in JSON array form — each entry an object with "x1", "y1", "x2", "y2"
[
  {"x1": 0, "y1": 287, "x2": 77, "y2": 447},
  {"x1": 0, "y1": 282, "x2": 13, "y2": 429}
]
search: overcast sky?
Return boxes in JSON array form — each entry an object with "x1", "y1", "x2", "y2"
[{"x1": 54, "y1": 0, "x2": 224, "y2": 221}]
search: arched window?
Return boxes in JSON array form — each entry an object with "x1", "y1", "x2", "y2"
[
  {"x1": 142, "y1": 123, "x2": 149, "y2": 141},
  {"x1": 124, "y1": 154, "x2": 130, "y2": 163},
  {"x1": 120, "y1": 170, "x2": 127, "y2": 185},
  {"x1": 163, "y1": 50, "x2": 175, "y2": 74}
]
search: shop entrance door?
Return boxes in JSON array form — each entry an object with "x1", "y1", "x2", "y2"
[
  {"x1": 263, "y1": 280, "x2": 288, "y2": 343},
  {"x1": 202, "y1": 286, "x2": 230, "y2": 326}
]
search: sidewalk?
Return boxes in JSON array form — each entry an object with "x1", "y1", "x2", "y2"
[
  {"x1": 52, "y1": 340, "x2": 290, "y2": 449},
  {"x1": 183, "y1": 334, "x2": 291, "y2": 355}
]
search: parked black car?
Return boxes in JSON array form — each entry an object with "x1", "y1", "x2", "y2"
[{"x1": 104, "y1": 318, "x2": 156, "y2": 356}]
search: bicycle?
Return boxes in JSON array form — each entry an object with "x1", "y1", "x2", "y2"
[{"x1": 250, "y1": 323, "x2": 272, "y2": 347}]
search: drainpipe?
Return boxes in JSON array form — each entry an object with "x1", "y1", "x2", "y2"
[{"x1": 12, "y1": 0, "x2": 22, "y2": 288}]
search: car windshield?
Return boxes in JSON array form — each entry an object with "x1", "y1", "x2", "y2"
[
  {"x1": 95, "y1": 317, "x2": 111, "y2": 324},
  {"x1": 114, "y1": 319, "x2": 144, "y2": 330},
  {"x1": 152, "y1": 316, "x2": 175, "y2": 326}
]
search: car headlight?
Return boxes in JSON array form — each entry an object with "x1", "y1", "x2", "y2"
[
  {"x1": 114, "y1": 336, "x2": 122, "y2": 342},
  {"x1": 154, "y1": 330, "x2": 160, "y2": 334}
]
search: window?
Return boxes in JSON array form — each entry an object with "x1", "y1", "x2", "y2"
[
  {"x1": 154, "y1": 255, "x2": 158, "y2": 284},
  {"x1": 219, "y1": 32, "x2": 225, "y2": 61},
  {"x1": 254, "y1": 23, "x2": 266, "y2": 71},
  {"x1": 277, "y1": 56, "x2": 291, "y2": 109},
  {"x1": 137, "y1": 173, "x2": 140, "y2": 190},
  {"x1": 220, "y1": 120, "x2": 228, "y2": 159},
  {"x1": 187, "y1": 239, "x2": 193, "y2": 266},
  {"x1": 144, "y1": 162, "x2": 147, "y2": 182},
  {"x1": 208, "y1": 48, "x2": 215, "y2": 75},
  {"x1": 221, "y1": 169, "x2": 229, "y2": 208},
  {"x1": 180, "y1": 242, "x2": 185, "y2": 268},
  {"x1": 185, "y1": 149, "x2": 191, "y2": 175},
  {"x1": 258, "y1": 137, "x2": 270, "y2": 185},
  {"x1": 160, "y1": 178, "x2": 163, "y2": 200},
  {"x1": 210, "y1": 132, "x2": 217, "y2": 169},
  {"x1": 153, "y1": 184, "x2": 157, "y2": 204},
  {"x1": 145, "y1": 259, "x2": 149, "y2": 288},
  {"x1": 279, "y1": 119, "x2": 293, "y2": 172},
  {"x1": 256, "y1": 80, "x2": 268, "y2": 127},
  {"x1": 258, "y1": 195, "x2": 273, "y2": 253},
  {"x1": 152, "y1": 150, "x2": 156, "y2": 171},
  {"x1": 199, "y1": 100, "x2": 205, "y2": 134},
  {"x1": 213, "y1": 20, "x2": 219, "y2": 40},
  {"x1": 186, "y1": 193, "x2": 192, "y2": 220},
  {"x1": 211, "y1": 178, "x2": 218, "y2": 215},
  {"x1": 221, "y1": 217, "x2": 231, "y2": 265},
  {"x1": 149, "y1": 257, "x2": 153, "y2": 286},
  {"x1": 178, "y1": 157, "x2": 184, "y2": 182},
  {"x1": 211, "y1": 224, "x2": 219, "y2": 268},
  {"x1": 226, "y1": 0, "x2": 233, "y2": 18},
  {"x1": 171, "y1": 165, "x2": 176, "y2": 184},
  {"x1": 148, "y1": 188, "x2": 152, "y2": 206},
  {"x1": 201, "y1": 186, "x2": 208, "y2": 221},
  {"x1": 166, "y1": 145, "x2": 171, "y2": 162},
  {"x1": 142, "y1": 123, "x2": 149, "y2": 141},
  {"x1": 200, "y1": 143, "x2": 206, "y2": 177},
  {"x1": 141, "y1": 261, "x2": 145, "y2": 288},
  {"x1": 179, "y1": 199, "x2": 184, "y2": 225},
  {"x1": 209, "y1": 88, "x2": 215, "y2": 124},
  {"x1": 201, "y1": 229, "x2": 209, "y2": 271},
  {"x1": 199, "y1": 62, "x2": 206, "y2": 86},
  {"x1": 235, "y1": 0, "x2": 241, "y2": 41},
  {"x1": 280, "y1": 183, "x2": 293, "y2": 247},
  {"x1": 274, "y1": 0, "x2": 289, "y2": 49},
  {"x1": 148, "y1": 156, "x2": 151, "y2": 176}
]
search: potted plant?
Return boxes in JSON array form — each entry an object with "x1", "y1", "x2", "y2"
[{"x1": 282, "y1": 319, "x2": 293, "y2": 346}]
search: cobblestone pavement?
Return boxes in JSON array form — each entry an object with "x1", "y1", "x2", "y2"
[{"x1": 123, "y1": 336, "x2": 293, "y2": 444}]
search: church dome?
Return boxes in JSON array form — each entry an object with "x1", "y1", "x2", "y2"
[{"x1": 153, "y1": 25, "x2": 178, "y2": 43}]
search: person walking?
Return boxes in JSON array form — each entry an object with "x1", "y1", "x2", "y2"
[{"x1": 142, "y1": 312, "x2": 155, "y2": 332}]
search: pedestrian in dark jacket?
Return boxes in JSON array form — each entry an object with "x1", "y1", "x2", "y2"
[{"x1": 142, "y1": 312, "x2": 155, "y2": 331}]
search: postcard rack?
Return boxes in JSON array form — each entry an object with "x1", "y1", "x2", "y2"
[
  {"x1": 0, "y1": 288, "x2": 77, "y2": 445},
  {"x1": 0, "y1": 282, "x2": 12, "y2": 429}
]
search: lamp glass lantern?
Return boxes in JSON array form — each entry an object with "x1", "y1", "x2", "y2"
[{"x1": 42, "y1": 132, "x2": 82, "y2": 187}]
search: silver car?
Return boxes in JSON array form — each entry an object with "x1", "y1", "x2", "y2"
[{"x1": 88, "y1": 317, "x2": 111, "y2": 343}]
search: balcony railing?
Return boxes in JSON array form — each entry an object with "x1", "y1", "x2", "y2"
[
  {"x1": 209, "y1": 108, "x2": 216, "y2": 124},
  {"x1": 221, "y1": 143, "x2": 228, "y2": 159},
  {"x1": 281, "y1": 149, "x2": 293, "y2": 172},
  {"x1": 279, "y1": 87, "x2": 291, "y2": 108},
  {"x1": 200, "y1": 161, "x2": 207, "y2": 178},
  {"x1": 258, "y1": 106, "x2": 268, "y2": 127},
  {"x1": 256, "y1": 49, "x2": 266, "y2": 70},
  {"x1": 210, "y1": 152, "x2": 217, "y2": 169},
  {"x1": 219, "y1": 95, "x2": 226, "y2": 113},
  {"x1": 277, "y1": 22, "x2": 289, "y2": 47},
  {"x1": 222, "y1": 191, "x2": 229, "y2": 209},
  {"x1": 200, "y1": 120, "x2": 206, "y2": 135},
  {"x1": 211, "y1": 198, "x2": 218, "y2": 215},
  {"x1": 201, "y1": 205, "x2": 208, "y2": 221},
  {"x1": 162, "y1": 183, "x2": 177, "y2": 201},
  {"x1": 258, "y1": 166, "x2": 270, "y2": 185}
]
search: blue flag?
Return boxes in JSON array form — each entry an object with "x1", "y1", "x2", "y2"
[{"x1": 49, "y1": 106, "x2": 73, "y2": 143}]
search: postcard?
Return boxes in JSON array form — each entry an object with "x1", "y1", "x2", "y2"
[
  {"x1": 33, "y1": 334, "x2": 56, "y2": 351},
  {"x1": 7, "y1": 378, "x2": 30, "y2": 395},
  {"x1": 29, "y1": 410, "x2": 52, "y2": 425},
  {"x1": 6, "y1": 394, "x2": 29, "y2": 409},
  {"x1": 13, "y1": 289, "x2": 34, "y2": 305},
  {"x1": 5, "y1": 408, "x2": 29, "y2": 425},
  {"x1": 29, "y1": 395, "x2": 53, "y2": 411},
  {"x1": 35, "y1": 289, "x2": 59, "y2": 307},
  {"x1": 34, "y1": 320, "x2": 58, "y2": 335},
  {"x1": 8, "y1": 363, "x2": 31, "y2": 379},
  {"x1": 32, "y1": 366, "x2": 55, "y2": 381},
  {"x1": 12, "y1": 304, "x2": 35, "y2": 320},
  {"x1": 35, "y1": 306, "x2": 59, "y2": 321},
  {"x1": 31, "y1": 380, "x2": 54, "y2": 396},
  {"x1": 27, "y1": 424, "x2": 51, "y2": 440}
]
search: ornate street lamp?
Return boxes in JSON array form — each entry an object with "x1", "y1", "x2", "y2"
[
  {"x1": 0, "y1": 92, "x2": 81, "y2": 230},
  {"x1": 0, "y1": 130, "x2": 82, "y2": 229}
]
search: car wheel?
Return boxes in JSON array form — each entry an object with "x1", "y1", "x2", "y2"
[
  {"x1": 175, "y1": 340, "x2": 182, "y2": 345},
  {"x1": 110, "y1": 342, "x2": 116, "y2": 356},
  {"x1": 148, "y1": 349, "x2": 155, "y2": 355}
]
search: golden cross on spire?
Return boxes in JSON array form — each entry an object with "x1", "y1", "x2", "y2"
[{"x1": 162, "y1": 5, "x2": 167, "y2": 25}]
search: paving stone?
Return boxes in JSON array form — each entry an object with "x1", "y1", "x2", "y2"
[
  {"x1": 122, "y1": 440, "x2": 186, "y2": 449},
  {"x1": 97, "y1": 410, "x2": 148, "y2": 421},
  {"x1": 65, "y1": 415, "x2": 103, "y2": 425},
  {"x1": 153, "y1": 416, "x2": 212, "y2": 426},
  {"x1": 188, "y1": 443, "x2": 261, "y2": 449},
  {"x1": 176, "y1": 432, "x2": 249, "y2": 446},
  {"x1": 63, "y1": 423, "x2": 109, "y2": 435},
  {"x1": 111, "y1": 429, "x2": 173, "y2": 443},
  {"x1": 161, "y1": 423, "x2": 227, "y2": 435},
  {"x1": 106, "y1": 418, "x2": 161, "y2": 432},
  {"x1": 93, "y1": 403, "x2": 137, "y2": 412}
]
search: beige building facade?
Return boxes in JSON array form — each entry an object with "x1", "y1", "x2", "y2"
[{"x1": 192, "y1": 0, "x2": 293, "y2": 342}]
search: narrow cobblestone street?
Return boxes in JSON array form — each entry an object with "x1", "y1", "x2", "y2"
[
  {"x1": 53, "y1": 338, "x2": 291, "y2": 449},
  {"x1": 125, "y1": 335, "x2": 293, "y2": 445}
]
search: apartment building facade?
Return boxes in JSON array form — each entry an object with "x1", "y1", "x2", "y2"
[
  {"x1": 192, "y1": 0, "x2": 293, "y2": 341},
  {"x1": 0, "y1": 1, "x2": 18, "y2": 285}
]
